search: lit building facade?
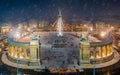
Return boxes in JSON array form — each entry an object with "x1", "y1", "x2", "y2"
[
  {"x1": 79, "y1": 33, "x2": 114, "y2": 65},
  {"x1": 0, "y1": 24, "x2": 10, "y2": 34},
  {"x1": 7, "y1": 33, "x2": 41, "y2": 66}
]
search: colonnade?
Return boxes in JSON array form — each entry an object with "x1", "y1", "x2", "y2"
[
  {"x1": 90, "y1": 43, "x2": 113, "y2": 59},
  {"x1": 80, "y1": 40, "x2": 113, "y2": 64},
  {"x1": 8, "y1": 45, "x2": 30, "y2": 59}
]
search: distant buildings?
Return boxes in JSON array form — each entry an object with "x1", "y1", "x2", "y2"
[{"x1": 0, "y1": 24, "x2": 10, "y2": 34}]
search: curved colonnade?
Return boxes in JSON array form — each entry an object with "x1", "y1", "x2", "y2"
[
  {"x1": 7, "y1": 38, "x2": 30, "y2": 64},
  {"x1": 80, "y1": 34, "x2": 114, "y2": 64},
  {"x1": 7, "y1": 34, "x2": 114, "y2": 65},
  {"x1": 90, "y1": 37, "x2": 113, "y2": 63}
]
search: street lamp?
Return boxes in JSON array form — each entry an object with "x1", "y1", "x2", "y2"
[
  {"x1": 16, "y1": 53, "x2": 19, "y2": 75},
  {"x1": 93, "y1": 52, "x2": 96, "y2": 75},
  {"x1": 90, "y1": 47, "x2": 96, "y2": 75},
  {"x1": 15, "y1": 32, "x2": 20, "y2": 75},
  {"x1": 93, "y1": 48, "x2": 98, "y2": 75}
]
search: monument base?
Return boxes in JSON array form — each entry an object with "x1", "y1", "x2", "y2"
[{"x1": 29, "y1": 59, "x2": 40, "y2": 66}]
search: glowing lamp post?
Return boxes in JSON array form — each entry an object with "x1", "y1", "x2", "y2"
[{"x1": 15, "y1": 32, "x2": 20, "y2": 75}]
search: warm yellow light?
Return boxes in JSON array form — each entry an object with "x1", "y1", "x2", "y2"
[
  {"x1": 100, "y1": 31, "x2": 106, "y2": 37},
  {"x1": 111, "y1": 26, "x2": 114, "y2": 29},
  {"x1": 84, "y1": 24, "x2": 87, "y2": 27},
  {"x1": 90, "y1": 27, "x2": 93, "y2": 31},
  {"x1": 14, "y1": 32, "x2": 20, "y2": 39}
]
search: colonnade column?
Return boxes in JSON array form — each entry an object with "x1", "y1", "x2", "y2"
[
  {"x1": 105, "y1": 45, "x2": 108, "y2": 56},
  {"x1": 100, "y1": 46, "x2": 103, "y2": 57},
  {"x1": 107, "y1": 44, "x2": 111, "y2": 55},
  {"x1": 24, "y1": 47, "x2": 28, "y2": 59},
  {"x1": 8, "y1": 45, "x2": 31, "y2": 59},
  {"x1": 108, "y1": 44, "x2": 111, "y2": 55},
  {"x1": 110, "y1": 44, "x2": 112, "y2": 54},
  {"x1": 13, "y1": 46, "x2": 16, "y2": 57},
  {"x1": 98, "y1": 47, "x2": 102, "y2": 57},
  {"x1": 19, "y1": 47, "x2": 22, "y2": 58},
  {"x1": 102, "y1": 46, "x2": 106, "y2": 57},
  {"x1": 8, "y1": 45, "x2": 12, "y2": 55}
]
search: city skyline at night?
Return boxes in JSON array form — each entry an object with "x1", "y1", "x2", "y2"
[
  {"x1": 0, "y1": 0, "x2": 120, "y2": 75},
  {"x1": 0, "y1": 0, "x2": 120, "y2": 24}
]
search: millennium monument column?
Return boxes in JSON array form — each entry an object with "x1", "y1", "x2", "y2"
[{"x1": 57, "y1": 9, "x2": 63, "y2": 37}]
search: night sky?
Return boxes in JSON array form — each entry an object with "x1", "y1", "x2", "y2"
[{"x1": 0, "y1": 0, "x2": 120, "y2": 24}]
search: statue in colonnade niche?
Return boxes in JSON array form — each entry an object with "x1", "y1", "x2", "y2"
[
  {"x1": 30, "y1": 32, "x2": 40, "y2": 40},
  {"x1": 80, "y1": 32, "x2": 90, "y2": 42}
]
